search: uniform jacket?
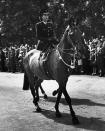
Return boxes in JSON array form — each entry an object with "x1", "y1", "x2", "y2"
[{"x1": 36, "y1": 21, "x2": 54, "y2": 41}]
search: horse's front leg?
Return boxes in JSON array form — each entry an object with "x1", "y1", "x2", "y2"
[
  {"x1": 55, "y1": 88, "x2": 62, "y2": 117},
  {"x1": 61, "y1": 82, "x2": 80, "y2": 125},
  {"x1": 34, "y1": 85, "x2": 42, "y2": 112},
  {"x1": 33, "y1": 79, "x2": 43, "y2": 112}
]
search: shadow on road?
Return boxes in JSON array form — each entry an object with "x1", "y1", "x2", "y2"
[
  {"x1": 44, "y1": 96, "x2": 105, "y2": 107},
  {"x1": 40, "y1": 109, "x2": 105, "y2": 131}
]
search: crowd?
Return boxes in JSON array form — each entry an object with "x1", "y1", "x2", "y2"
[
  {"x1": 0, "y1": 44, "x2": 36, "y2": 73},
  {"x1": 87, "y1": 36, "x2": 105, "y2": 76},
  {"x1": 0, "y1": 35, "x2": 105, "y2": 77},
  {"x1": 73, "y1": 35, "x2": 105, "y2": 77}
]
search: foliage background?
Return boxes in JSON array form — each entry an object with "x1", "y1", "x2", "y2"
[{"x1": 0, "y1": 0, "x2": 105, "y2": 46}]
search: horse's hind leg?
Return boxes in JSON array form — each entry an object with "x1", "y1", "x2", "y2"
[
  {"x1": 27, "y1": 72, "x2": 41, "y2": 112},
  {"x1": 61, "y1": 82, "x2": 80, "y2": 125},
  {"x1": 34, "y1": 79, "x2": 44, "y2": 112},
  {"x1": 35, "y1": 79, "x2": 48, "y2": 99},
  {"x1": 39, "y1": 85, "x2": 48, "y2": 99},
  {"x1": 35, "y1": 79, "x2": 43, "y2": 100}
]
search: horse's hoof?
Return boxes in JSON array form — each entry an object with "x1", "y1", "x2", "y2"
[
  {"x1": 56, "y1": 112, "x2": 62, "y2": 118},
  {"x1": 72, "y1": 117, "x2": 80, "y2": 125},
  {"x1": 52, "y1": 90, "x2": 58, "y2": 96},
  {"x1": 44, "y1": 94, "x2": 48, "y2": 99},
  {"x1": 36, "y1": 107, "x2": 42, "y2": 112}
]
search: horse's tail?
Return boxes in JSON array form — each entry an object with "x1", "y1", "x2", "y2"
[{"x1": 23, "y1": 71, "x2": 30, "y2": 90}]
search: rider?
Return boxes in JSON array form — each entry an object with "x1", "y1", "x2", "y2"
[{"x1": 35, "y1": 9, "x2": 58, "y2": 57}]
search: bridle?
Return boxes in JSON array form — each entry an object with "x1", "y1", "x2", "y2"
[
  {"x1": 57, "y1": 26, "x2": 77, "y2": 68},
  {"x1": 57, "y1": 46, "x2": 76, "y2": 68}
]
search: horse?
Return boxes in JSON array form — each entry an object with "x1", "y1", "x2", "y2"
[{"x1": 23, "y1": 25, "x2": 84, "y2": 125}]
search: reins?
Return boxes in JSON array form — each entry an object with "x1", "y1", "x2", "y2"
[
  {"x1": 56, "y1": 25, "x2": 78, "y2": 69},
  {"x1": 57, "y1": 45, "x2": 76, "y2": 69},
  {"x1": 57, "y1": 46, "x2": 75, "y2": 55}
]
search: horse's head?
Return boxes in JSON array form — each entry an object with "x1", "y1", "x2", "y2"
[
  {"x1": 68, "y1": 25, "x2": 83, "y2": 44},
  {"x1": 67, "y1": 25, "x2": 86, "y2": 57},
  {"x1": 59, "y1": 24, "x2": 83, "y2": 51},
  {"x1": 58, "y1": 24, "x2": 85, "y2": 68},
  {"x1": 57, "y1": 25, "x2": 78, "y2": 67},
  {"x1": 59, "y1": 25, "x2": 75, "y2": 50}
]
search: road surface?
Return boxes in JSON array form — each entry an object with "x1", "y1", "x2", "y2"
[{"x1": 0, "y1": 72, "x2": 105, "y2": 131}]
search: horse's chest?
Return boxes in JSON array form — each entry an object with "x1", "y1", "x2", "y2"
[{"x1": 49, "y1": 50, "x2": 67, "y2": 79}]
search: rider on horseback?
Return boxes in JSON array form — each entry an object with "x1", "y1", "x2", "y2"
[{"x1": 35, "y1": 9, "x2": 58, "y2": 59}]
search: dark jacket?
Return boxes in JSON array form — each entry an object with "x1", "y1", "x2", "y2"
[
  {"x1": 35, "y1": 21, "x2": 58, "y2": 51},
  {"x1": 36, "y1": 21, "x2": 54, "y2": 41}
]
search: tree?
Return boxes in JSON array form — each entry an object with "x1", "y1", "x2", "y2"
[
  {"x1": 0, "y1": 0, "x2": 48, "y2": 46},
  {"x1": 1, "y1": 0, "x2": 105, "y2": 46}
]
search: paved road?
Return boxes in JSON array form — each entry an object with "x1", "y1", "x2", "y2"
[{"x1": 0, "y1": 72, "x2": 105, "y2": 131}]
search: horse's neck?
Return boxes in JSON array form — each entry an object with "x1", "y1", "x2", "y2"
[
  {"x1": 74, "y1": 26, "x2": 82, "y2": 41},
  {"x1": 58, "y1": 27, "x2": 73, "y2": 50}
]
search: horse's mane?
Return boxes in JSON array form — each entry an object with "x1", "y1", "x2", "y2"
[{"x1": 58, "y1": 25, "x2": 70, "y2": 48}]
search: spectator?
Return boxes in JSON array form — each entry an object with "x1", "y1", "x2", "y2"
[{"x1": 0, "y1": 47, "x2": 6, "y2": 72}]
